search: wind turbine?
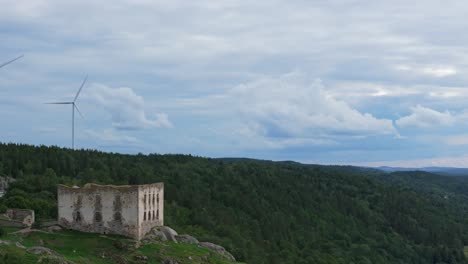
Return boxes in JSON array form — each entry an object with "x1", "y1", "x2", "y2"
[
  {"x1": 46, "y1": 75, "x2": 88, "y2": 149},
  {"x1": 0, "y1": 55, "x2": 24, "y2": 69}
]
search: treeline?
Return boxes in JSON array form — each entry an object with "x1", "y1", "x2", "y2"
[{"x1": 1, "y1": 142, "x2": 468, "y2": 263}]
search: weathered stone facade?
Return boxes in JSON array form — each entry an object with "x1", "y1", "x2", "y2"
[
  {"x1": 57, "y1": 183, "x2": 163, "y2": 240},
  {"x1": 0, "y1": 208, "x2": 35, "y2": 227}
]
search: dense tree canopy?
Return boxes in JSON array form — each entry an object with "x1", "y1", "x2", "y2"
[{"x1": 1, "y1": 143, "x2": 468, "y2": 263}]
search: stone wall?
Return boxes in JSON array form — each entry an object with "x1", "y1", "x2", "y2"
[
  {"x1": 0, "y1": 208, "x2": 35, "y2": 227},
  {"x1": 57, "y1": 182, "x2": 164, "y2": 240},
  {"x1": 137, "y1": 183, "x2": 164, "y2": 239}
]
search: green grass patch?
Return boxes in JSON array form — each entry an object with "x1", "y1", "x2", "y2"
[
  {"x1": 0, "y1": 244, "x2": 40, "y2": 264},
  {"x1": 0, "y1": 229, "x2": 242, "y2": 264}
]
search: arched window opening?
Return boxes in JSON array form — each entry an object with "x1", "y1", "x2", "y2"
[
  {"x1": 75, "y1": 211, "x2": 82, "y2": 222},
  {"x1": 144, "y1": 211, "x2": 147, "y2": 221},
  {"x1": 114, "y1": 212, "x2": 122, "y2": 223},
  {"x1": 94, "y1": 212, "x2": 102, "y2": 222}
]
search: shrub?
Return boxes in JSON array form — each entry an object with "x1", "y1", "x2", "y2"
[{"x1": 0, "y1": 204, "x2": 7, "y2": 214}]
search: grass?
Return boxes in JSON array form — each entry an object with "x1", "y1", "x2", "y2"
[{"x1": 0, "y1": 228, "x2": 243, "y2": 264}]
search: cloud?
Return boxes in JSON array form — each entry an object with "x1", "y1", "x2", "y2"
[
  {"x1": 445, "y1": 134, "x2": 468, "y2": 146},
  {"x1": 396, "y1": 65, "x2": 457, "y2": 77},
  {"x1": 396, "y1": 105, "x2": 455, "y2": 128},
  {"x1": 87, "y1": 84, "x2": 172, "y2": 130},
  {"x1": 4, "y1": 0, "x2": 468, "y2": 162},
  {"x1": 228, "y1": 72, "x2": 397, "y2": 140},
  {"x1": 85, "y1": 128, "x2": 139, "y2": 144}
]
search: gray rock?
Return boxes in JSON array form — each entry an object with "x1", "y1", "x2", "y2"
[
  {"x1": 199, "y1": 242, "x2": 236, "y2": 262},
  {"x1": 38, "y1": 255, "x2": 71, "y2": 264},
  {"x1": 144, "y1": 228, "x2": 168, "y2": 242},
  {"x1": 0, "y1": 240, "x2": 11, "y2": 245},
  {"x1": 159, "y1": 226, "x2": 178, "y2": 242},
  {"x1": 162, "y1": 258, "x2": 180, "y2": 264},
  {"x1": 47, "y1": 225, "x2": 63, "y2": 232},
  {"x1": 15, "y1": 242, "x2": 26, "y2": 249},
  {"x1": 134, "y1": 255, "x2": 148, "y2": 261},
  {"x1": 176, "y1": 234, "x2": 199, "y2": 244},
  {"x1": 27, "y1": 246, "x2": 56, "y2": 255}
]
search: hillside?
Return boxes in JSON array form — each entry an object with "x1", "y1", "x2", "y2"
[
  {"x1": 0, "y1": 227, "x2": 242, "y2": 264},
  {"x1": 1, "y1": 143, "x2": 468, "y2": 263}
]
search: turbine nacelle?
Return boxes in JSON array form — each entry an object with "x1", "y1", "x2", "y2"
[{"x1": 45, "y1": 75, "x2": 88, "y2": 149}]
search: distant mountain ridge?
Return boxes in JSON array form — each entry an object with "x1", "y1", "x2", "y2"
[{"x1": 377, "y1": 166, "x2": 468, "y2": 176}]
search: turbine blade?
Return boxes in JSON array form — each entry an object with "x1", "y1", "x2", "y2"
[
  {"x1": 74, "y1": 75, "x2": 88, "y2": 102},
  {"x1": 0, "y1": 55, "x2": 24, "y2": 69},
  {"x1": 74, "y1": 104, "x2": 84, "y2": 118},
  {"x1": 45, "y1": 102, "x2": 73, "y2": 105}
]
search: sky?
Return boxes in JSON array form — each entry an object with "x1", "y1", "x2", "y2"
[{"x1": 1, "y1": 0, "x2": 468, "y2": 167}]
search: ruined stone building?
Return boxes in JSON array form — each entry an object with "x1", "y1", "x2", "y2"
[
  {"x1": 57, "y1": 183, "x2": 164, "y2": 240},
  {"x1": 0, "y1": 209, "x2": 35, "y2": 227}
]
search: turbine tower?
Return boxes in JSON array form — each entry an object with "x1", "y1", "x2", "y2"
[
  {"x1": 0, "y1": 55, "x2": 24, "y2": 69},
  {"x1": 46, "y1": 75, "x2": 88, "y2": 149}
]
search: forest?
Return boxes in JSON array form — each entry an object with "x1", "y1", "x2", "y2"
[{"x1": 1, "y1": 142, "x2": 468, "y2": 264}]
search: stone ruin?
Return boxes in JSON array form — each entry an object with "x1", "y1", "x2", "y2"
[
  {"x1": 57, "y1": 183, "x2": 164, "y2": 240},
  {"x1": 0, "y1": 208, "x2": 35, "y2": 227}
]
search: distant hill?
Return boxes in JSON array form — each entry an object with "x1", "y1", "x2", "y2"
[{"x1": 377, "y1": 166, "x2": 468, "y2": 176}]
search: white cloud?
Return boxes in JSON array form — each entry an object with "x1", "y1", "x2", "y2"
[
  {"x1": 232, "y1": 122, "x2": 338, "y2": 149},
  {"x1": 87, "y1": 84, "x2": 172, "y2": 130},
  {"x1": 422, "y1": 67, "x2": 457, "y2": 77},
  {"x1": 85, "y1": 128, "x2": 139, "y2": 144},
  {"x1": 445, "y1": 134, "x2": 468, "y2": 146},
  {"x1": 396, "y1": 64, "x2": 457, "y2": 77},
  {"x1": 4, "y1": 0, "x2": 468, "y2": 160},
  {"x1": 396, "y1": 105, "x2": 455, "y2": 128},
  {"x1": 227, "y1": 72, "x2": 397, "y2": 139}
]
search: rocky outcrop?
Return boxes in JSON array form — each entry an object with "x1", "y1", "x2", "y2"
[
  {"x1": 161, "y1": 258, "x2": 180, "y2": 264},
  {"x1": 38, "y1": 255, "x2": 73, "y2": 264},
  {"x1": 0, "y1": 239, "x2": 11, "y2": 245},
  {"x1": 27, "y1": 246, "x2": 57, "y2": 255},
  {"x1": 199, "y1": 242, "x2": 236, "y2": 262},
  {"x1": 143, "y1": 226, "x2": 236, "y2": 262},
  {"x1": 15, "y1": 242, "x2": 26, "y2": 249},
  {"x1": 159, "y1": 226, "x2": 178, "y2": 242},
  {"x1": 175, "y1": 234, "x2": 198, "y2": 244},
  {"x1": 46, "y1": 225, "x2": 63, "y2": 232},
  {"x1": 0, "y1": 176, "x2": 15, "y2": 197},
  {"x1": 143, "y1": 227, "x2": 168, "y2": 242}
]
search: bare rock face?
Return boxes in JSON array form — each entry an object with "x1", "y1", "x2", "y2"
[
  {"x1": 143, "y1": 227, "x2": 168, "y2": 242},
  {"x1": 46, "y1": 225, "x2": 63, "y2": 233},
  {"x1": 27, "y1": 246, "x2": 57, "y2": 255},
  {"x1": 0, "y1": 176, "x2": 15, "y2": 192},
  {"x1": 159, "y1": 226, "x2": 178, "y2": 242},
  {"x1": 199, "y1": 242, "x2": 236, "y2": 262},
  {"x1": 134, "y1": 255, "x2": 148, "y2": 262},
  {"x1": 38, "y1": 255, "x2": 73, "y2": 264},
  {"x1": 0, "y1": 240, "x2": 11, "y2": 246},
  {"x1": 175, "y1": 234, "x2": 199, "y2": 244},
  {"x1": 15, "y1": 242, "x2": 26, "y2": 249},
  {"x1": 161, "y1": 258, "x2": 180, "y2": 264}
]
